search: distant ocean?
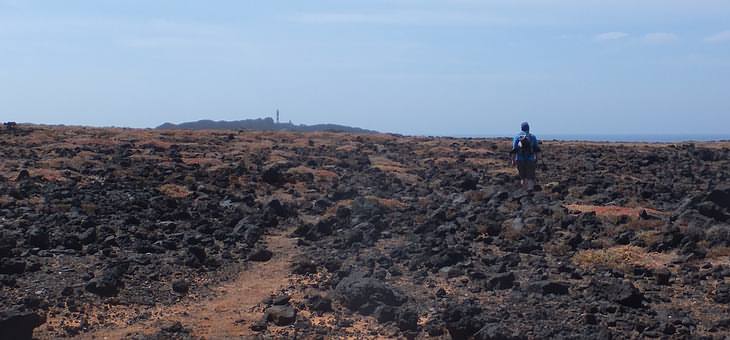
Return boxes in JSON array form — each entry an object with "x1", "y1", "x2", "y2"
[{"x1": 449, "y1": 134, "x2": 730, "y2": 142}]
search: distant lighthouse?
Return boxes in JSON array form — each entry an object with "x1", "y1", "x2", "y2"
[{"x1": 276, "y1": 109, "x2": 280, "y2": 124}]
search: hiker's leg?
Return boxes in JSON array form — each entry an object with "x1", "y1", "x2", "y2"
[
  {"x1": 517, "y1": 161, "x2": 527, "y2": 187},
  {"x1": 526, "y1": 161, "x2": 537, "y2": 190}
]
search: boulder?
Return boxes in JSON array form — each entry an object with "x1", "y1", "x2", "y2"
[
  {"x1": 85, "y1": 263, "x2": 128, "y2": 297},
  {"x1": 0, "y1": 309, "x2": 45, "y2": 340},
  {"x1": 248, "y1": 248, "x2": 273, "y2": 262},
  {"x1": 485, "y1": 272, "x2": 516, "y2": 290},
  {"x1": 0, "y1": 259, "x2": 26, "y2": 275},
  {"x1": 335, "y1": 272, "x2": 406, "y2": 311},
  {"x1": 27, "y1": 228, "x2": 49, "y2": 249},
  {"x1": 528, "y1": 280, "x2": 570, "y2": 295},
  {"x1": 707, "y1": 185, "x2": 730, "y2": 210},
  {"x1": 265, "y1": 305, "x2": 296, "y2": 326}
]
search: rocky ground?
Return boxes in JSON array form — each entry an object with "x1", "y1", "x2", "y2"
[{"x1": 1, "y1": 125, "x2": 729, "y2": 339}]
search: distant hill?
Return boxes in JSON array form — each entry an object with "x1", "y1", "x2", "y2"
[{"x1": 156, "y1": 118, "x2": 377, "y2": 134}]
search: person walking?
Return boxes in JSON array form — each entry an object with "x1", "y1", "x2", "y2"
[{"x1": 511, "y1": 122, "x2": 540, "y2": 189}]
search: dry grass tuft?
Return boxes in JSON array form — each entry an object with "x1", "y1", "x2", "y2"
[
  {"x1": 572, "y1": 245, "x2": 673, "y2": 273},
  {"x1": 287, "y1": 166, "x2": 339, "y2": 181},
  {"x1": 159, "y1": 184, "x2": 192, "y2": 199},
  {"x1": 365, "y1": 195, "x2": 407, "y2": 210},
  {"x1": 565, "y1": 204, "x2": 666, "y2": 218},
  {"x1": 31, "y1": 168, "x2": 68, "y2": 182},
  {"x1": 706, "y1": 246, "x2": 730, "y2": 259},
  {"x1": 182, "y1": 157, "x2": 223, "y2": 167}
]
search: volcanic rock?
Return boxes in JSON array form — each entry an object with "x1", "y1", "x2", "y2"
[
  {"x1": 485, "y1": 272, "x2": 516, "y2": 290},
  {"x1": 0, "y1": 259, "x2": 26, "y2": 275},
  {"x1": 654, "y1": 268, "x2": 671, "y2": 285},
  {"x1": 335, "y1": 272, "x2": 406, "y2": 312},
  {"x1": 595, "y1": 279, "x2": 645, "y2": 308},
  {"x1": 528, "y1": 280, "x2": 570, "y2": 295},
  {"x1": 0, "y1": 309, "x2": 46, "y2": 340},
  {"x1": 85, "y1": 263, "x2": 128, "y2": 297},
  {"x1": 248, "y1": 248, "x2": 273, "y2": 262},
  {"x1": 27, "y1": 227, "x2": 50, "y2": 249},
  {"x1": 265, "y1": 305, "x2": 297, "y2": 326},
  {"x1": 474, "y1": 324, "x2": 525, "y2": 340},
  {"x1": 305, "y1": 294, "x2": 332, "y2": 313},
  {"x1": 171, "y1": 279, "x2": 190, "y2": 294},
  {"x1": 714, "y1": 284, "x2": 730, "y2": 304}
]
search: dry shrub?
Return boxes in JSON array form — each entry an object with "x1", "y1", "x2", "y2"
[
  {"x1": 391, "y1": 172, "x2": 421, "y2": 184},
  {"x1": 287, "y1": 166, "x2": 338, "y2": 181},
  {"x1": 365, "y1": 195, "x2": 407, "y2": 210},
  {"x1": 501, "y1": 218, "x2": 529, "y2": 241},
  {"x1": 490, "y1": 167, "x2": 518, "y2": 175},
  {"x1": 81, "y1": 203, "x2": 97, "y2": 215},
  {"x1": 464, "y1": 190, "x2": 488, "y2": 202},
  {"x1": 427, "y1": 146, "x2": 453, "y2": 155},
  {"x1": 706, "y1": 246, "x2": 730, "y2": 259},
  {"x1": 182, "y1": 157, "x2": 223, "y2": 167},
  {"x1": 324, "y1": 199, "x2": 353, "y2": 217},
  {"x1": 336, "y1": 145, "x2": 357, "y2": 152},
  {"x1": 544, "y1": 241, "x2": 572, "y2": 257},
  {"x1": 433, "y1": 157, "x2": 458, "y2": 165},
  {"x1": 30, "y1": 168, "x2": 68, "y2": 182},
  {"x1": 565, "y1": 204, "x2": 666, "y2": 218},
  {"x1": 635, "y1": 230, "x2": 663, "y2": 247},
  {"x1": 0, "y1": 195, "x2": 12, "y2": 206},
  {"x1": 373, "y1": 164, "x2": 405, "y2": 173},
  {"x1": 572, "y1": 245, "x2": 672, "y2": 273},
  {"x1": 369, "y1": 156, "x2": 405, "y2": 171},
  {"x1": 137, "y1": 139, "x2": 173, "y2": 150},
  {"x1": 625, "y1": 218, "x2": 665, "y2": 230},
  {"x1": 68, "y1": 137, "x2": 118, "y2": 147},
  {"x1": 465, "y1": 158, "x2": 496, "y2": 167},
  {"x1": 159, "y1": 184, "x2": 191, "y2": 199}
]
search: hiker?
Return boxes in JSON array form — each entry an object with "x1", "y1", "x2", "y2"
[{"x1": 511, "y1": 122, "x2": 540, "y2": 189}]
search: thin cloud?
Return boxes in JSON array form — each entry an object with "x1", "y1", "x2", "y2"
[
  {"x1": 291, "y1": 10, "x2": 526, "y2": 27},
  {"x1": 643, "y1": 32, "x2": 678, "y2": 44},
  {"x1": 704, "y1": 30, "x2": 730, "y2": 43},
  {"x1": 594, "y1": 32, "x2": 628, "y2": 41}
]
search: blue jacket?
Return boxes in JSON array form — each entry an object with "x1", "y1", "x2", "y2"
[{"x1": 512, "y1": 132, "x2": 539, "y2": 161}]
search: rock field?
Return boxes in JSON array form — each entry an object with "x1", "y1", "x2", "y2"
[{"x1": 1, "y1": 125, "x2": 729, "y2": 339}]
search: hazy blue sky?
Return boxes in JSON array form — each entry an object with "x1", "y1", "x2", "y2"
[{"x1": 1, "y1": 1, "x2": 729, "y2": 135}]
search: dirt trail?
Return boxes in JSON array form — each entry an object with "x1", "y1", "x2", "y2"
[{"x1": 78, "y1": 229, "x2": 298, "y2": 339}]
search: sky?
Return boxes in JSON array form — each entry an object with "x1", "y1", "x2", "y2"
[{"x1": 1, "y1": 0, "x2": 729, "y2": 136}]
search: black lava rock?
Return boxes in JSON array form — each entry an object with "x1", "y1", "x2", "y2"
[
  {"x1": 265, "y1": 305, "x2": 297, "y2": 326},
  {"x1": 85, "y1": 263, "x2": 128, "y2": 297},
  {"x1": 654, "y1": 268, "x2": 671, "y2": 285},
  {"x1": 27, "y1": 228, "x2": 49, "y2": 249},
  {"x1": 715, "y1": 284, "x2": 730, "y2": 304},
  {"x1": 0, "y1": 309, "x2": 46, "y2": 340},
  {"x1": 335, "y1": 272, "x2": 406, "y2": 311},
  {"x1": 528, "y1": 280, "x2": 570, "y2": 295},
  {"x1": 485, "y1": 272, "x2": 516, "y2": 290},
  {"x1": 306, "y1": 294, "x2": 332, "y2": 313},
  {"x1": 248, "y1": 248, "x2": 273, "y2": 262},
  {"x1": 172, "y1": 279, "x2": 190, "y2": 294}
]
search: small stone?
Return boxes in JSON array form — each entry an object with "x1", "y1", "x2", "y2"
[
  {"x1": 248, "y1": 248, "x2": 273, "y2": 262},
  {"x1": 172, "y1": 279, "x2": 190, "y2": 294},
  {"x1": 655, "y1": 268, "x2": 671, "y2": 285}
]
